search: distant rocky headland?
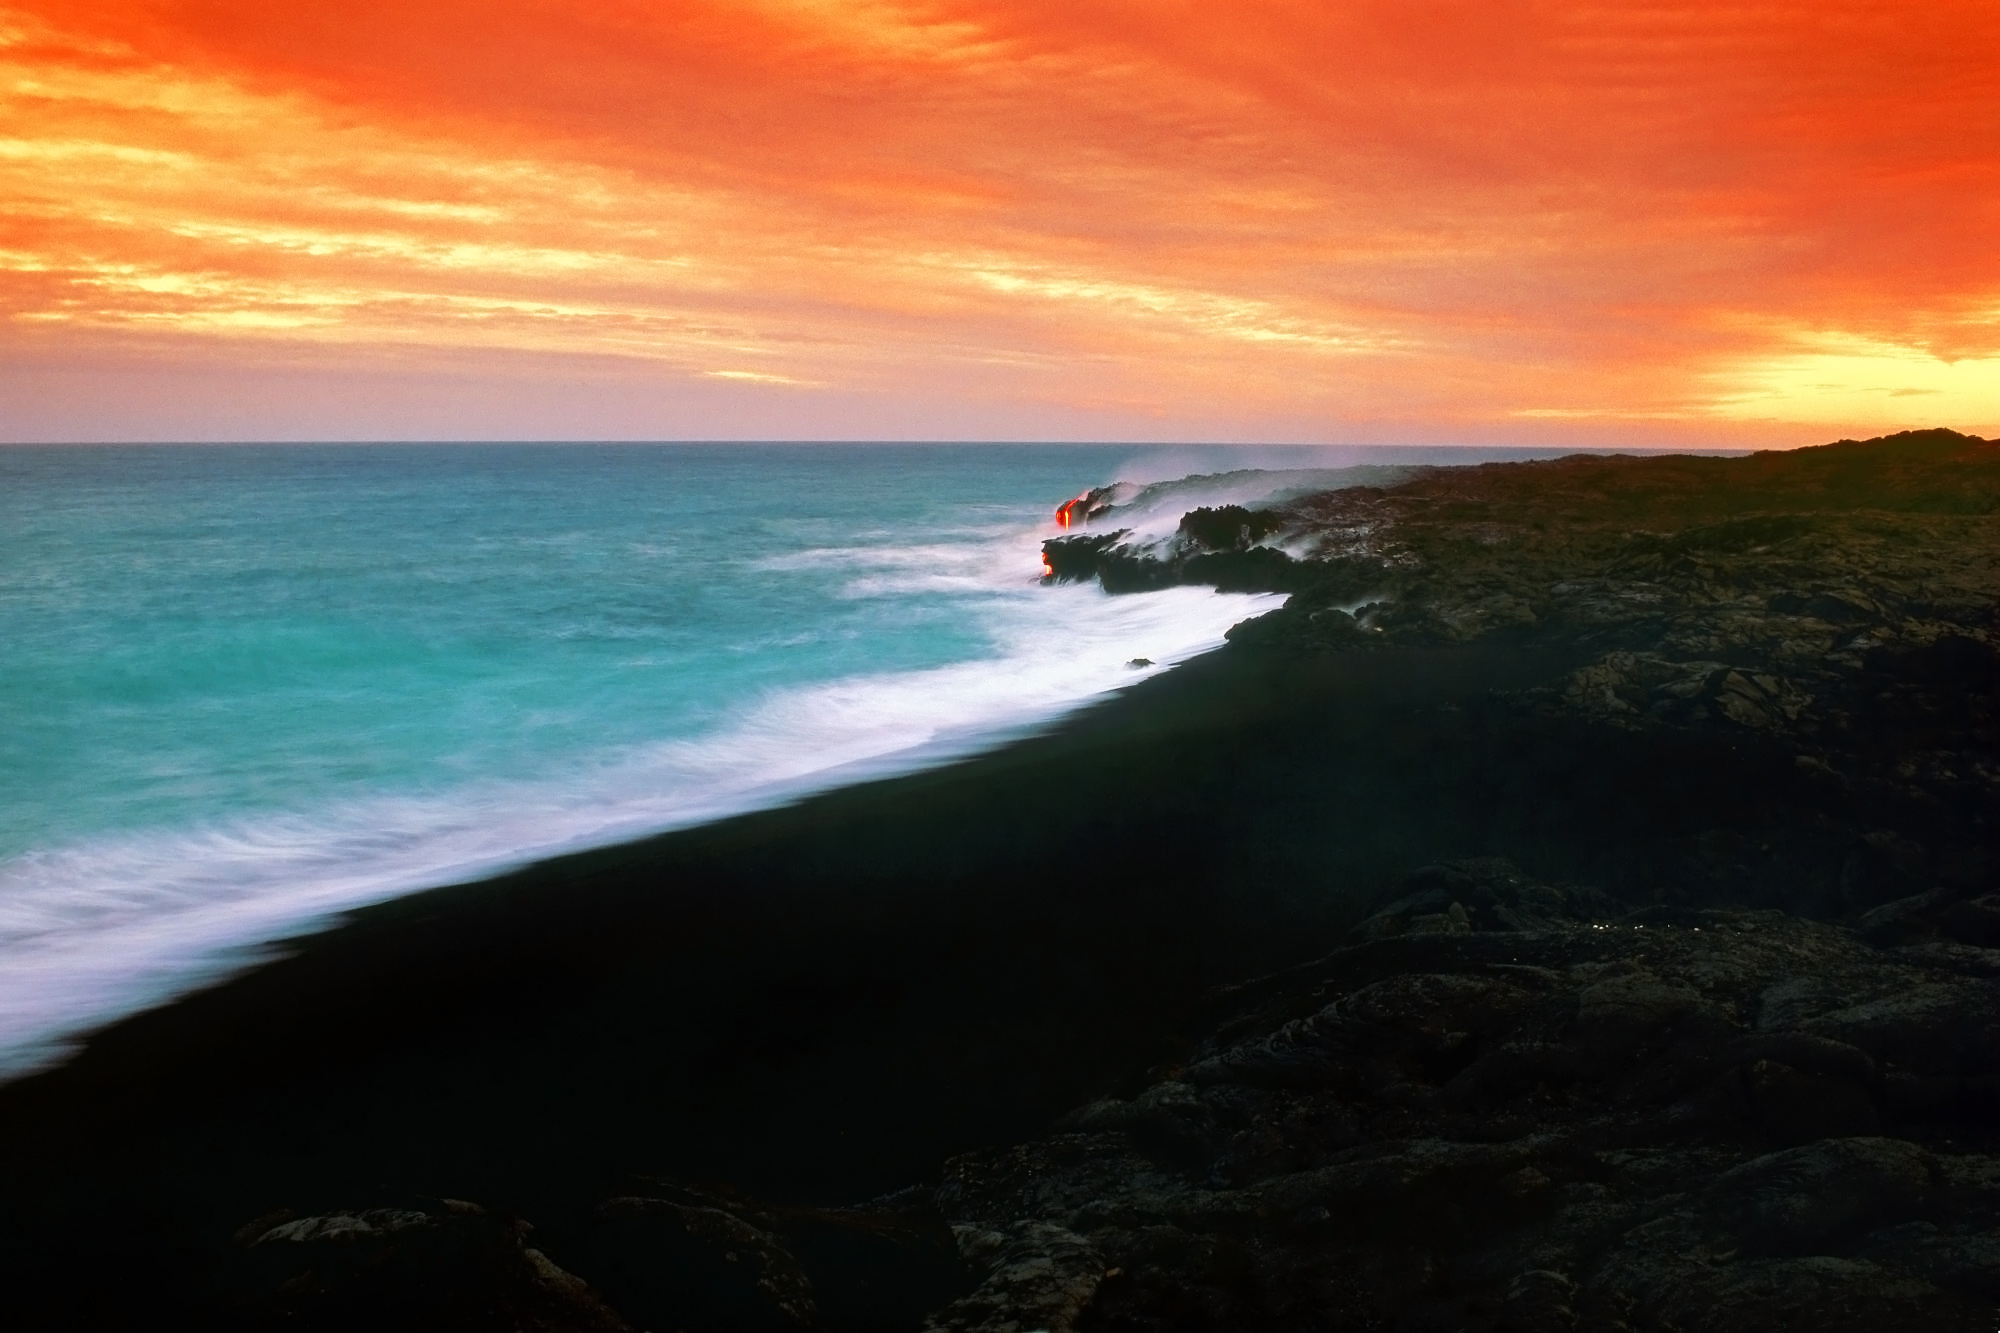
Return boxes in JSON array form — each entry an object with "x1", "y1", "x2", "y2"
[
  {"x1": 909, "y1": 430, "x2": 2000, "y2": 1332},
  {"x1": 1067, "y1": 433, "x2": 1980, "y2": 700},
  {"x1": 1049, "y1": 431, "x2": 1993, "y2": 914},
  {"x1": 1, "y1": 431, "x2": 1992, "y2": 1332}
]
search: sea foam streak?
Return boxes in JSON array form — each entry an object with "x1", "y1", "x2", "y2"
[{"x1": 0, "y1": 517, "x2": 1278, "y2": 1078}]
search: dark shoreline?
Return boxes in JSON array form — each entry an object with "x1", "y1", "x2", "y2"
[
  {"x1": 0, "y1": 633, "x2": 1785, "y2": 1322},
  {"x1": 2, "y1": 432, "x2": 1992, "y2": 1330}
]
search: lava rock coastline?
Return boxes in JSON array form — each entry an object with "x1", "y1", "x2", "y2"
[
  {"x1": 1047, "y1": 431, "x2": 1995, "y2": 919},
  {"x1": 923, "y1": 861, "x2": 2000, "y2": 1332},
  {"x1": 0, "y1": 431, "x2": 1993, "y2": 1331}
]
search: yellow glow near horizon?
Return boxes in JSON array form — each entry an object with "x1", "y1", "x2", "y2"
[
  {"x1": 2, "y1": 1, "x2": 1996, "y2": 441},
  {"x1": 1712, "y1": 333, "x2": 2000, "y2": 428}
]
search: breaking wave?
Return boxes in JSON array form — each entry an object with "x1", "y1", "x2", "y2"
[{"x1": 0, "y1": 512, "x2": 1277, "y2": 1078}]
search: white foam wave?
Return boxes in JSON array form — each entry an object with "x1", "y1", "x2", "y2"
[{"x1": 0, "y1": 528, "x2": 1279, "y2": 1079}]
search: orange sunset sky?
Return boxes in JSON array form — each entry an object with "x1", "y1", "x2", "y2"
[{"x1": 2, "y1": 1, "x2": 1996, "y2": 444}]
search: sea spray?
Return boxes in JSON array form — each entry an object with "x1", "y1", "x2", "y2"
[
  {"x1": 0, "y1": 443, "x2": 1283, "y2": 1076},
  {"x1": 1, "y1": 441, "x2": 1600, "y2": 1076}
]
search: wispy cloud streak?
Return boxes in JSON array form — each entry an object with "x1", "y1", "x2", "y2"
[{"x1": 2, "y1": 1, "x2": 1995, "y2": 440}]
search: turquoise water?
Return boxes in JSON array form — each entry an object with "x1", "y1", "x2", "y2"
[
  {"x1": 3, "y1": 443, "x2": 1119, "y2": 859},
  {"x1": 0, "y1": 442, "x2": 1294, "y2": 1074},
  {"x1": 0, "y1": 440, "x2": 1663, "y2": 1075}
]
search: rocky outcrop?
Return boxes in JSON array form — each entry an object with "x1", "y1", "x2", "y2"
[
  {"x1": 229, "y1": 1199, "x2": 634, "y2": 1332},
  {"x1": 1047, "y1": 432, "x2": 1996, "y2": 676},
  {"x1": 238, "y1": 867, "x2": 2000, "y2": 1331},
  {"x1": 922, "y1": 862, "x2": 2000, "y2": 1332},
  {"x1": 1051, "y1": 430, "x2": 1998, "y2": 922},
  {"x1": 229, "y1": 1184, "x2": 967, "y2": 1333}
]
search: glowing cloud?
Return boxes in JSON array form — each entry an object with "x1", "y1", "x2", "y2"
[
  {"x1": 1, "y1": 1, "x2": 1995, "y2": 441},
  {"x1": 1712, "y1": 332, "x2": 2000, "y2": 426}
]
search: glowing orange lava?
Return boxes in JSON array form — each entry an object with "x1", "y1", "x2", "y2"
[{"x1": 1054, "y1": 492, "x2": 1092, "y2": 529}]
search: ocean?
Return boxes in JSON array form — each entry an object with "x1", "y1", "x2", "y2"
[
  {"x1": 3, "y1": 443, "x2": 1293, "y2": 1076},
  {"x1": 0, "y1": 440, "x2": 1642, "y2": 1077}
]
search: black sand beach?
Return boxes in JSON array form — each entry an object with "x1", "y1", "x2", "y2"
[
  {"x1": 1, "y1": 431, "x2": 1993, "y2": 1331},
  {"x1": 0, "y1": 645, "x2": 1604, "y2": 1311}
]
